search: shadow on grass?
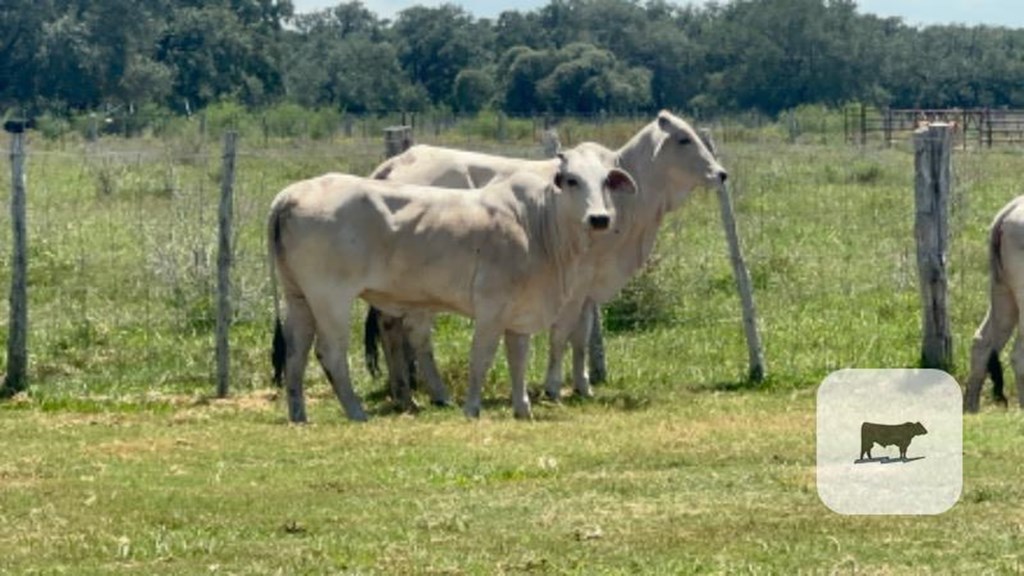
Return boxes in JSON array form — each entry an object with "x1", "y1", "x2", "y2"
[
  {"x1": 698, "y1": 372, "x2": 788, "y2": 393},
  {"x1": 854, "y1": 456, "x2": 925, "y2": 464}
]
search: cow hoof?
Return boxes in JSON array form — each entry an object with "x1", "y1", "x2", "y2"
[
  {"x1": 542, "y1": 388, "x2": 562, "y2": 403},
  {"x1": 514, "y1": 407, "x2": 534, "y2": 421},
  {"x1": 463, "y1": 405, "x2": 481, "y2": 419},
  {"x1": 573, "y1": 388, "x2": 594, "y2": 399},
  {"x1": 345, "y1": 407, "x2": 369, "y2": 422},
  {"x1": 431, "y1": 398, "x2": 455, "y2": 409},
  {"x1": 397, "y1": 400, "x2": 421, "y2": 415}
]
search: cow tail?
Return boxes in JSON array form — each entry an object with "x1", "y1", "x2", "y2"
[
  {"x1": 990, "y1": 209, "x2": 1006, "y2": 286},
  {"x1": 988, "y1": 350, "x2": 1007, "y2": 405},
  {"x1": 364, "y1": 307, "x2": 382, "y2": 379},
  {"x1": 268, "y1": 204, "x2": 286, "y2": 388}
]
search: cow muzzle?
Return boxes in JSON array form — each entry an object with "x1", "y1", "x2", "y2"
[{"x1": 588, "y1": 214, "x2": 611, "y2": 231}]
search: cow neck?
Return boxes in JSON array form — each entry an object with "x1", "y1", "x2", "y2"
[
  {"x1": 614, "y1": 124, "x2": 673, "y2": 274},
  {"x1": 516, "y1": 182, "x2": 586, "y2": 303}
]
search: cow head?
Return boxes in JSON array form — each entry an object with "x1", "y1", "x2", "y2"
[
  {"x1": 554, "y1": 148, "x2": 636, "y2": 232},
  {"x1": 651, "y1": 110, "x2": 728, "y2": 206},
  {"x1": 912, "y1": 422, "x2": 928, "y2": 435}
]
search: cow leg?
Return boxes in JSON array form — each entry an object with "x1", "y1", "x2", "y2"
[
  {"x1": 405, "y1": 312, "x2": 452, "y2": 408},
  {"x1": 570, "y1": 300, "x2": 596, "y2": 398},
  {"x1": 543, "y1": 330, "x2": 569, "y2": 401},
  {"x1": 505, "y1": 331, "x2": 533, "y2": 420},
  {"x1": 965, "y1": 283, "x2": 1016, "y2": 412},
  {"x1": 587, "y1": 301, "x2": 607, "y2": 385},
  {"x1": 543, "y1": 297, "x2": 587, "y2": 401},
  {"x1": 464, "y1": 325, "x2": 502, "y2": 419},
  {"x1": 282, "y1": 296, "x2": 315, "y2": 424},
  {"x1": 378, "y1": 313, "x2": 417, "y2": 413},
  {"x1": 377, "y1": 311, "x2": 413, "y2": 411},
  {"x1": 312, "y1": 301, "x2": 367, "y2": 422},
  {"x1": 1012, "y1": 334, "x2": 1024, "y2": 409}
]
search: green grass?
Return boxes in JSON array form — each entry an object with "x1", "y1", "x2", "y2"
[
  {"x1": 1, "y1": 390, "x2": 1023, "y2": 573},
  {"x1": 2, "y1": 125, "x2": 1024, "y2": 571}
]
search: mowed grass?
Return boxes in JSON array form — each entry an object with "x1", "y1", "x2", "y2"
[
  {"x1": 3, "y1": 126, "x2": 1024, "y2": 572},
  {"x1": 1, "y1": 390, "x2": 1024, "y2": 574}
]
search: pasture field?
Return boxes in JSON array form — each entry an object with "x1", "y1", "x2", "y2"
[{"x1": 2, "y1": 121, "x2": 1024, "y2": 572}]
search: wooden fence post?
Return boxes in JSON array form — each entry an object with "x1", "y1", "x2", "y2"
[
  {"x1": 860, "y1": 103, "x2": 868, "y2": 146},
  {"x1": 2, "y1": 128, "x2": 28, "y2": 398},
  {"x1": 701, "y1": 129, "x2": 766, "y2": 383},
  {"x1": 215, "y1": 132, "x2": 237, "y2": 398},
  {"x1": 913, "y1": 124, "x2": 952, "y2": 370},
  {"x1": 384, "y1": 125, "x2": 413, "y2": 158}
]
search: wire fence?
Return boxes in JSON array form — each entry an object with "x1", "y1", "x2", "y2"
[{"x1": 0, "y1": 115, "x2": 1020, "y2": 404}]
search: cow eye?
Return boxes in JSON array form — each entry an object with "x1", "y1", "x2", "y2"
[
  {"x1": 565, "y1": 177, "x2": 579, "y2": 187},
  {"x1": 678, "y1": 136, "x2": 692, "y2": 145}
]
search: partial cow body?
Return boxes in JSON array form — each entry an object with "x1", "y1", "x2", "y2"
[
  {"x1": 965, "y1": 196, "x2": 1024, "y2": 412},
  {"x1": 367, "y1": 110, "x2": 727, "y2": 406},
  {"x1": 268, "y1": 149, "x2": 635, "y2": 421}
]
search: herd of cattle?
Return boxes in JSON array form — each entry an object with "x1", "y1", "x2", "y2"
[
  {"x1": 267, "y1": 110, "x2": 726, "y2": 421},
  {"x1": 263, "y1": 109, "x2": 1020, "y2": 422}
]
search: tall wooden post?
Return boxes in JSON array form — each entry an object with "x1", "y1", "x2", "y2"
[
  {"x1": 913, "y1": 124, "x2": 952, "y2": 370},
  {"x1": 215, "y1": 132, "x2": 237, "y2": 398},
  {"x1": 3, "y1": 128, "x2": 28, "y2": 398},
  {"x1": 701, "y1": 129, "x2": 766, "y2": 383}
]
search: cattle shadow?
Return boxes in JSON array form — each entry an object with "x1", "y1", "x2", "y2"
[
  {"x1": 359, "y1": 382, "x2": 653, "y2": 419},
  {"x1": 854, "y1": 456, "x2": 925, "y2": 465},
  {"x1": 546, "y1": 389, "x2": 652, "y2": 413}
]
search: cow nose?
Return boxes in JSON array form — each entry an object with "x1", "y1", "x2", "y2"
[{"x1": 589, "y1": 214, "x2": 610, "y2": 230}]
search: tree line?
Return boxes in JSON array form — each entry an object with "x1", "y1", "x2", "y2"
[{"x1": 3, "y1": 0, "x2": 1024, "y2": 122}]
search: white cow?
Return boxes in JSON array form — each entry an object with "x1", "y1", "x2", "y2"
[
  {"x1": 268, "y1": 149, "x2": 637, "y2": 422},
  {"x1": 965, "y1": 196, "x2": 1024, "y2": 412},
  {"x1": 365, "y1": 110, "x2": 727, "y2": 406}
]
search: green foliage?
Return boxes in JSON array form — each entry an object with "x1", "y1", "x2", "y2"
[
  {"x1": 260, "y1": 103, "x2": 341, "y2": 139},
  {"x1": 452, "y1": 69, "x2": 495, "y2": 114},
  {"x1": 604, "y1": 260, "x2": 675, "y2": 333},
  {"x1": 8, "y1": 0, "x2": 1024, "y2": 118},
  {"x1": 34, "y1": 112, "x2": 72, "y2": 140}
]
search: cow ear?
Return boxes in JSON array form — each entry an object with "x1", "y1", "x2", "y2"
[
  {"x1": 657, "y1": 110, "x2": 673, "y2": 133},
  {"x1": 553, "y1": 152, "x2": 568, "y2": 189},
  {"x1": 606, "y1": 169, "x2": 637, "y2": 195}
]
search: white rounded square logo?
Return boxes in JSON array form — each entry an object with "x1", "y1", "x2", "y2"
[{"x1": 816, "y1": 369, "x2": 962, "y2": 515}]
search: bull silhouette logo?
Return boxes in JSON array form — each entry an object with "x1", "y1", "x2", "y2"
[{"x1": 857, "y1": 421, "x2": 927, "y2": 463}]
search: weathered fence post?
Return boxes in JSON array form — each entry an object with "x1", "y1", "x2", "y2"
[
  {"x1": 883, "y1": 108, "x2": 893, "y2": 148},
  {"x1": 701, "y1": 128, "x2": 766, "y2": 383},
  {"x1": 2, "y1": 126, "x2": 28, "y2": 398},
  {"x1": 384, "y1": 125, "x2": 413, "y2": 158},
  {"x1": 860, "y1": 103, "x2": 868, "y2": 146},
  {"x1": 913, "y1": 123, "x2": 952, "y2": 370},
  {"x1": 215, "y1": 131, "x2": 237, "y2": 398}
]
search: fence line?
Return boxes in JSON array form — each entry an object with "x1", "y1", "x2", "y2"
[
  {"x1": 0, "y1": 119, "x2": 1010, "y2": 404},
  {"x1": 846, "y1": 104, "x2": 1024, "y2": 148}
]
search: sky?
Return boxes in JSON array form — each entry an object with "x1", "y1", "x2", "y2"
[{"x1": 290, "y1": 0, "x2": 1024, "y2": 28}]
